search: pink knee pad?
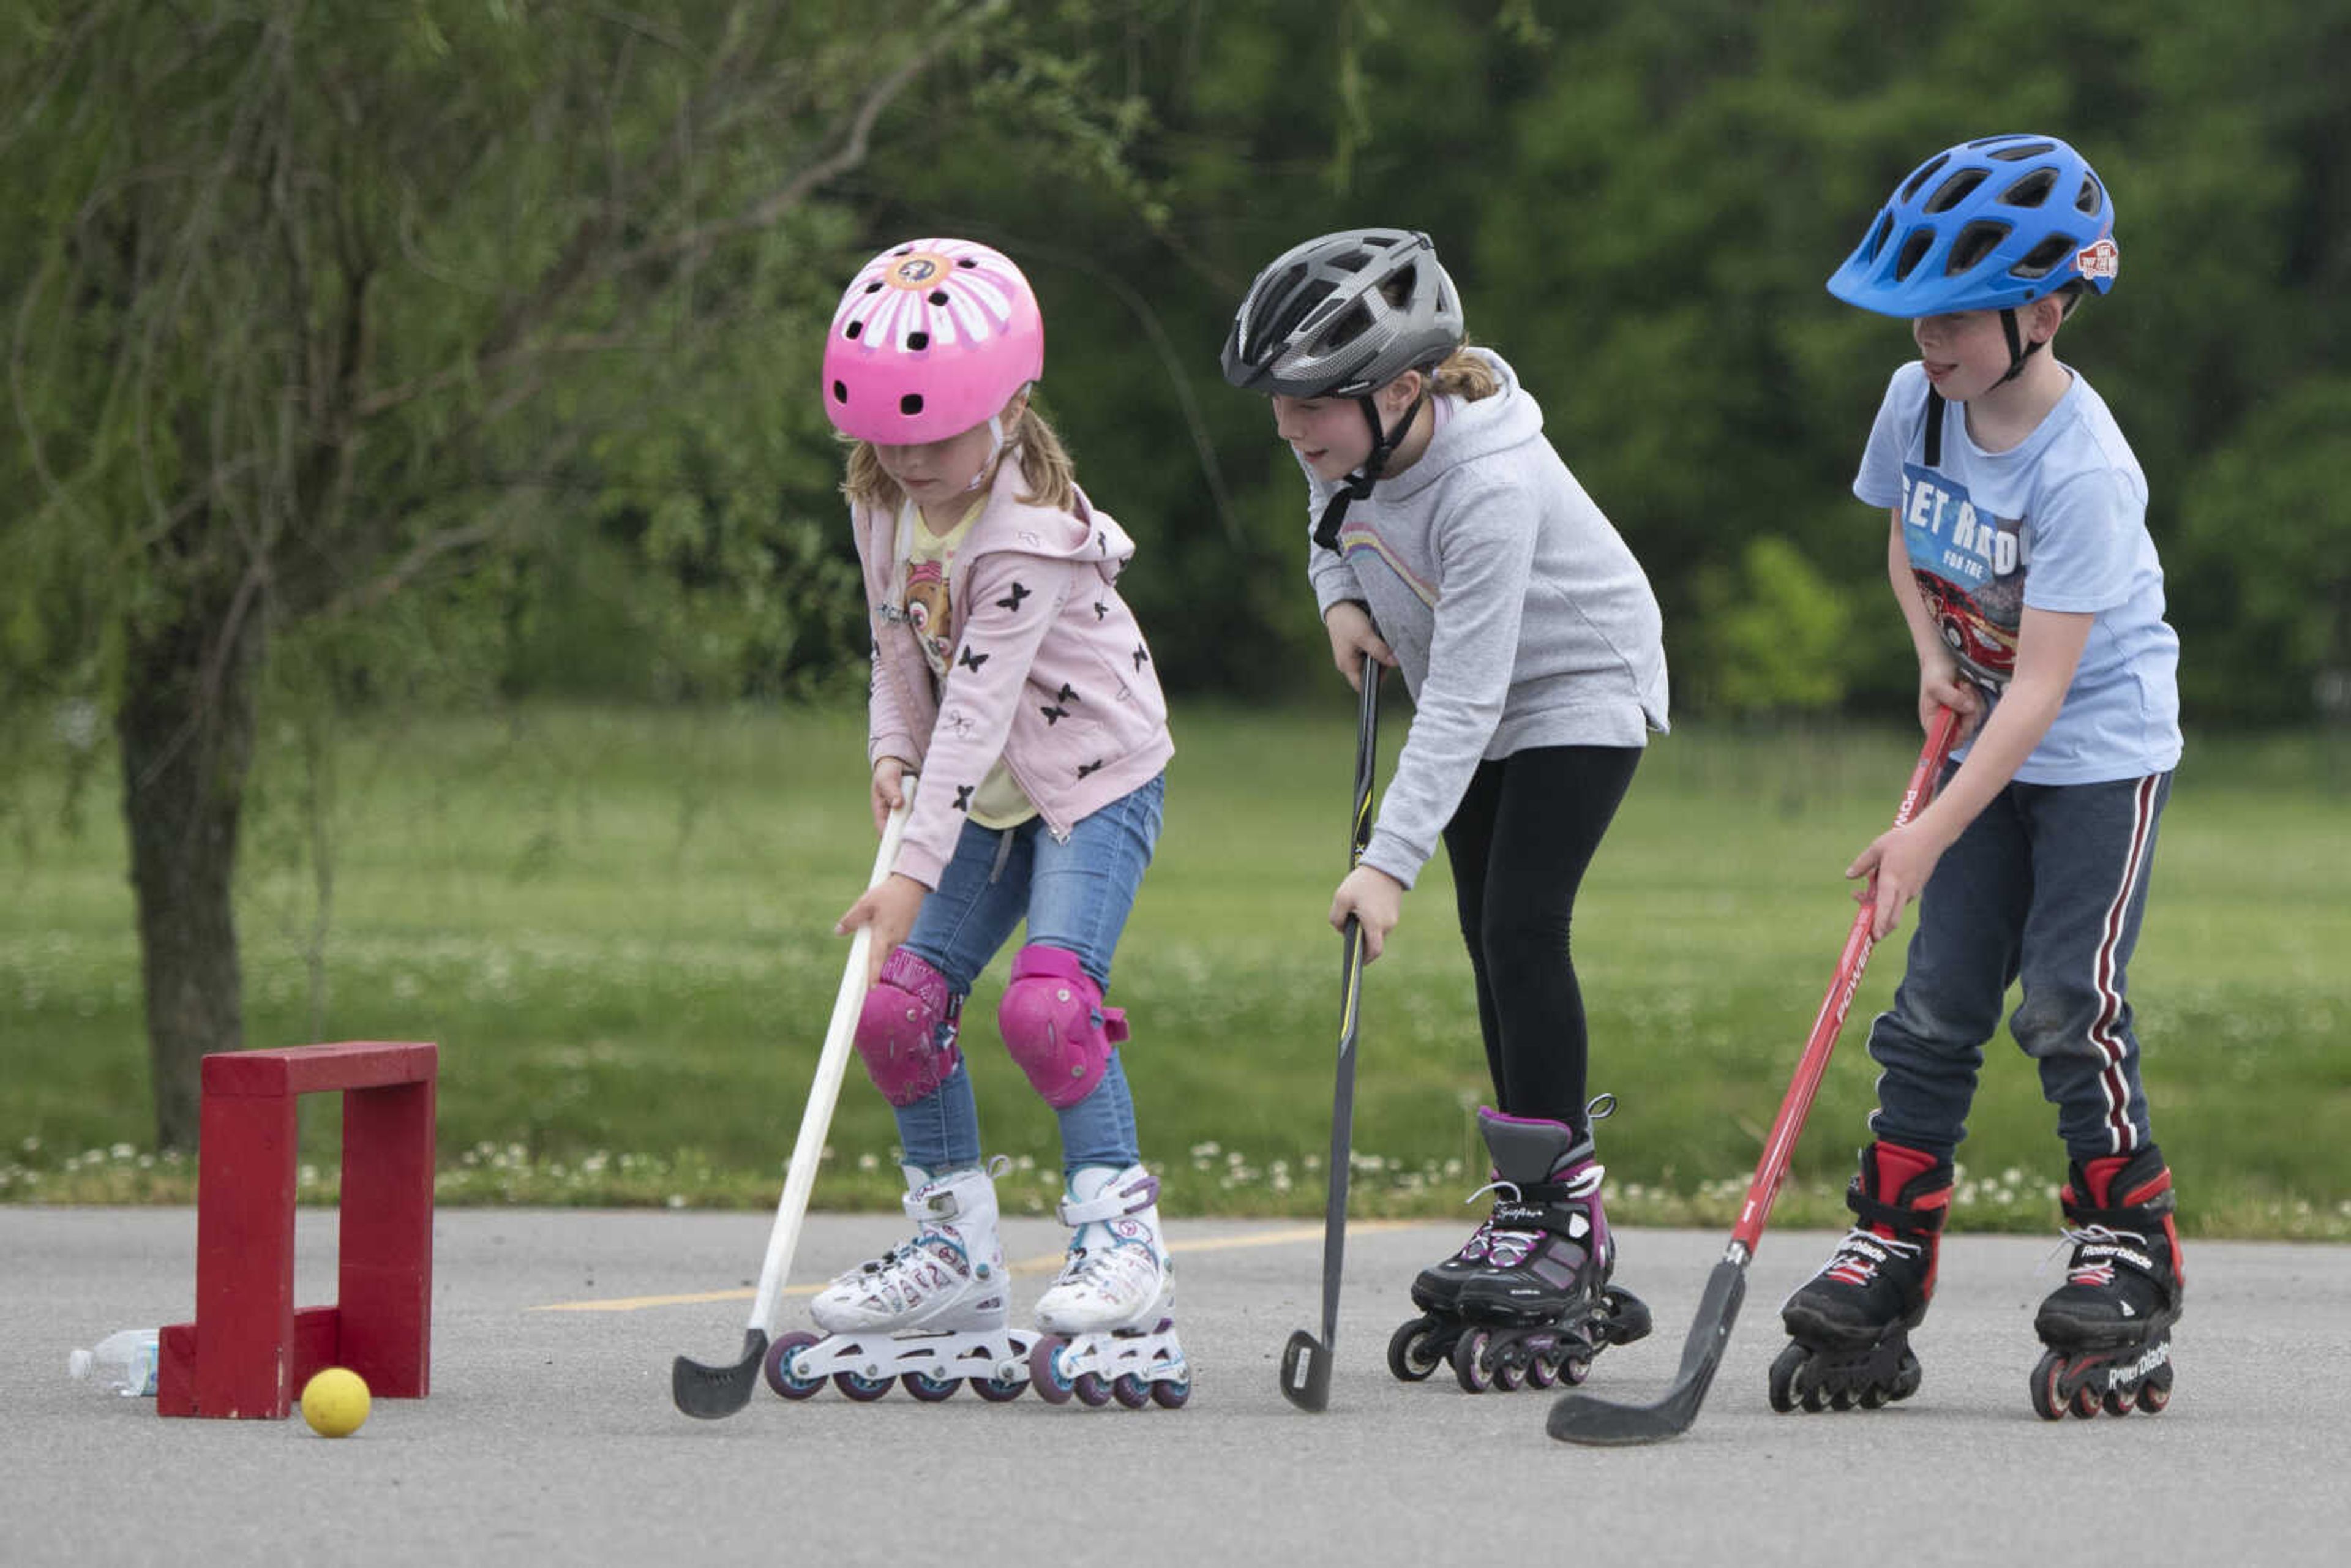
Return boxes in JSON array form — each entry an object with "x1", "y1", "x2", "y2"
[
  {"x1": 854, "y1": 949, "x2": 963, "y2": 1108},
  {"x1": 997, "y1": 945, "x2": 1128, "y2": 1109}
]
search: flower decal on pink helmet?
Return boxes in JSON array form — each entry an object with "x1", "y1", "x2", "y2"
[{"x1": 823, "y1": 238, "x2": 1045, "y2": 445}]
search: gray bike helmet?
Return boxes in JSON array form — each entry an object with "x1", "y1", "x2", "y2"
[
  {"x1": 1221, "y1": 228, "x2": 1466, "y2": 398},
  {"x1": 1222, "y1": 229, "x2": 1466, "y2": 550}
]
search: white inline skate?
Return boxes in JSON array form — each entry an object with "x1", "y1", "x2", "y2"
[
  {"x1": 1027, "y1": 1163, "x2": 1190, "y2": 1409},
  {"x1": 764, "y1": 1161, "x2": 1035, "y2": 1403}
]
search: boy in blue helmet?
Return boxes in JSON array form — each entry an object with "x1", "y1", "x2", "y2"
[{"x1": 1770, "y1": 135, "x2": 2188, "y2": 1422}]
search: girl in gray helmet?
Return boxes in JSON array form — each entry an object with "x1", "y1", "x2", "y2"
[{"x1": 1222, "y1": 228, "x2": 1670, "y2": 1390}]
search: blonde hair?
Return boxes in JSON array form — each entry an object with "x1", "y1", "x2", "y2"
[
  {"x1": 1428, "y1": 345, "x2": 1501, "y2": 402},
  {"x1": 841, "y1": 402, "x2": 1078, "y2": 513}
]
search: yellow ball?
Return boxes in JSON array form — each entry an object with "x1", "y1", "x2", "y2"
[{"x1": 300, "y1": 1367, "x2": 371, "y2": 1438}]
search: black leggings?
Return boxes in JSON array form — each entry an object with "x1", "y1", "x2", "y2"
[{"x1": 1441, "y1": 745, "x2": 1641, "y2": 1131}]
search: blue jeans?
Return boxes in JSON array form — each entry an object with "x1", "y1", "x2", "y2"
[
  {"x1": 891, "y1": 774, "x2": 1163, "y2": 1179},
  {"x1": 1866, "y1": 768, "x2": 2172, "y2": 1165}
]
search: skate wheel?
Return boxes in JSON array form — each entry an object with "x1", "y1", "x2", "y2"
[
  {"x1": 763, "y1": 1330, "x2": 825, "y2": 1401},
  {"x1": 1524, "y1": 1348, "x2": 1561, "y2": 1391},
  {"x1": 1111, "y1": 1373, "x2": 1151, "y2": 1409},
  {"x1": 1768, "y1": 1343, "x2": 1805, "y2": 1414},
  {"x1": 2139, "y1": 1362, "x2": 2173, "y2": 1415},
  {"x1": 2029, "y1": 1351, "x2": 2067, "y2": 1422},
  {"x1": 972, "y1": 1373, "x2": 1026, "y2": 1403},
  {"x1": 1387, "y1": 1317, "x2": 1447, "y2": 1383},
  {"x1": 2069, "y1": 1379, "x2": 2102, "y2": 1420},
  {"x1": 1027, "y1": 1335, "x2": 1074, "y2": 1405},
  {"x1": 1149, "y1": 1374, "x2": 1192, "y2": 1409},
  {"x1": 833, "y1": 1368, "x2": 895, "y2": 1403},
  {"x1": 1489, "y1": 1345, "x2": 1525, "y2": 1394},
  {"x1": 904, "y1": 1370, "x2": 958, "y2": 1403},
  {"x1": 1073, "y1": 1372, "x2": 1112, "y2": 1408},
  {"x1": 1829, "y1": 1386, "x2": 1856, "y2": 1412},
  {"x1": 2102, "y1": 1382, "x2": 2137, "y2": 1417},
  {"x1": 1451, "y1": 1327, "x2": 1494, "y2": 1394}
]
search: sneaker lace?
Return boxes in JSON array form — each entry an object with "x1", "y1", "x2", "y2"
[
  {"x1": 1052, "y1": 1233, "x2": 1155, "y2": 1295},
  {"x1": 2039, "y1": 1222, "x2": 2147, "y2": 1285},
  {"x1": 846, "y1": 1223, "x2": 967, "y2": 1289},
  {"x1": 1050, "y1": 1245, "x2": 1093, "y2": 1289},
  {"x1": 1818, "y1": 1225, "x2": 1922, "y2": 1285},
  {"x1": 1450, "y1": 1179, "x2": 1522, "y2": 1260}
]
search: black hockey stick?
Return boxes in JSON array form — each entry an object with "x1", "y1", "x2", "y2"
[
  {"x1": 673, "y1": 793, "x2": 912, "y2": 1418},
  {"x1": 1280, "y1": 657, "x2": 1384, "y2": 1412},
  {"x1": 1548, "y1": 707, "x2": 1963, "y2": 1445}
]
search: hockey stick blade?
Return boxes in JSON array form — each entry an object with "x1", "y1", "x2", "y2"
[
  {"x1": 1280, "y1": 1329, "x2": 1333, "y2": 1412},
  {"x1": 1548, "y1": 1256, "x2": 1748, "y2": 1446},
  {"x1": 672, "y1": 1328, "x2": 769, "y2": 1420}
]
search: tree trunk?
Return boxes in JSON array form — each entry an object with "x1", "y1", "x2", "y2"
[{"x1": 116, "y1": 590, "x2": 266, "y2": 1151}]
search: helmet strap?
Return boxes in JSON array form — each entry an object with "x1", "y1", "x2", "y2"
[
  {"x1": 1993, "y1": 306, "x2": 2044, "y2": 386},
  {"x1": 961, "y1": 414, "x2": 1009, "y2": 494},
  {"x1": 1313, "y1": 386, "x2": 1430, "y2": 552}
]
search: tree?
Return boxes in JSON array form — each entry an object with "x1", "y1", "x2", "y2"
[
  {"x1": 0, "y1": 0, "x2": 1139, "y2": 1147},
  {"x1": 2174, "y1": 378, "x2": 2351, "y2": 721}
]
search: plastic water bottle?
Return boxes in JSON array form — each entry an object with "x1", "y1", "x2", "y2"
[{"x1": 68, "y1": 1329, "x2": 159, "y2": 1397}]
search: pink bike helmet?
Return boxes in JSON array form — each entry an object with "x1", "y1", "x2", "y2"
[{"x1": 822, "y1": 238, "x2": 1044, "y2": 444}]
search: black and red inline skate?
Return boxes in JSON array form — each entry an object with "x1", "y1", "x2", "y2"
[
  {"x1": 1771, "y1": 1140, "x2": 1951, "y2": 1412},
  {"x1": 2029, "y1": 1146, "x2": 2183, "y2": 1420}
]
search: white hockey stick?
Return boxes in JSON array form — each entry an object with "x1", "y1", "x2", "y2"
[{"x1": 673, "y1": 789, "x2": 912, "y2": 1417}]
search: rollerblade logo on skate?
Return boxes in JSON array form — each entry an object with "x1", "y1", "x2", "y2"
[{"x1": 2107, "y1": 1340, "x2": 2170, "y2": 1388}]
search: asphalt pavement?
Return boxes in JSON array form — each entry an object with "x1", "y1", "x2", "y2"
[{"x1": 6, "y1": 1206, "x2": 2347, "y2": 1567}]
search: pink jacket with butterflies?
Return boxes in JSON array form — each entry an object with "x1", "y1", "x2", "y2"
[{"x1": 855, "y1": 454, "x2": 1174, "y2": 890}]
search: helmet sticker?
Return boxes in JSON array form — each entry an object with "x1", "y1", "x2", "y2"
[
  {"x1": 2075, "y1": 238, "x2": 2120, "y2": 283},
  {"x1": 887, "y1": 252, "x2": 950, "y2": 290}
]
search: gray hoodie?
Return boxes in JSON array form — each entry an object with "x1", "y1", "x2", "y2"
[{"x1": 1303, "y1": 348, "x2": 1668, "y2": 888}]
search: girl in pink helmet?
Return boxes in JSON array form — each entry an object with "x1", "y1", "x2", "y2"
[{"x1": 776, "y1": 239, "x2": 1185, "y2": 1409}]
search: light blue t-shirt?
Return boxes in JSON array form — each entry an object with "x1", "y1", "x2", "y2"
[{"x1": 1854, "y1": 361, "x2": 2181, "y2": 785}]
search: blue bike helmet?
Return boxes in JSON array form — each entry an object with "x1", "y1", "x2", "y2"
[{"x1": 1827, "y1": 134, "x2": 2117, "y2": 318}]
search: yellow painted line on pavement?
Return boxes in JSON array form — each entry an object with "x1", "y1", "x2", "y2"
[{"x1": 528, "y1": 1218, "x2": 1417, "y2": 1313}]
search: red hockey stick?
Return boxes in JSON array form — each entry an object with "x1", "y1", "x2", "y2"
[{"x1": 1548, "y1": 705, "x2": 1965, "y2": 1446}]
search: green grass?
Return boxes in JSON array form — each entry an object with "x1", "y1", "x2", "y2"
[{"x1": 4, "y1": 702, "x2": 2347, "y2": 1239}]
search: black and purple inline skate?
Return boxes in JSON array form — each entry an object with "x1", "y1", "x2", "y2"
[{"x1": 1387, "y1": 1106, "x2": 1650, "y2": 1394}]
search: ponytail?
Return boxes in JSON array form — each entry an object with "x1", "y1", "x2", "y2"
[{"x1": 1429, "y1": 345, "x2": 1501, "y2": 402}]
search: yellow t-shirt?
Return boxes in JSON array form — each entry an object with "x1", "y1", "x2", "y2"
[{"x1": 899, "y1": 500, "x2": 1036, "y2": 830}]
